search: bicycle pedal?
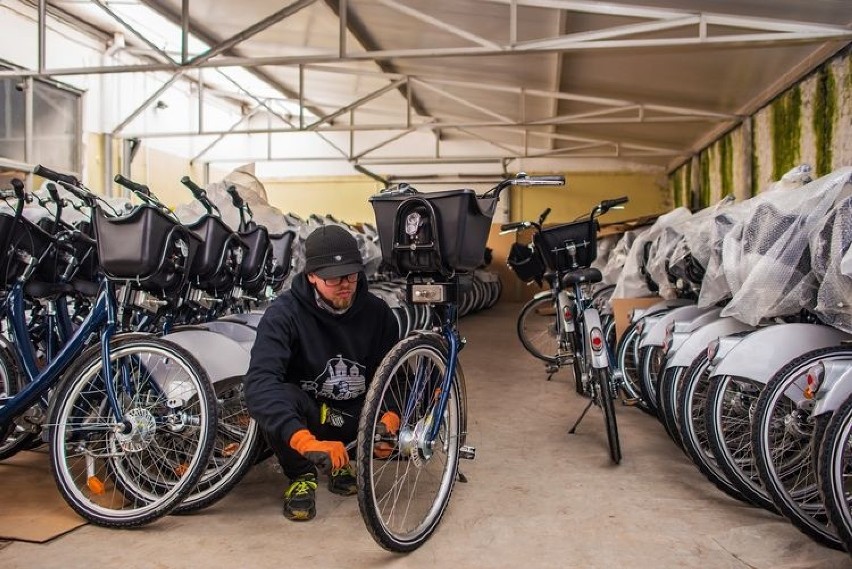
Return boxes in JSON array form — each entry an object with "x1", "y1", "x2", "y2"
[
  {"x1": 459, "y1": 445, "x2": 476, "y2": 460},
  {"x1": 545, "y1": 364, "x2": 559, "y2": 374},
  {"x1": 621, "y1": 397, "x2": 641, "y2": 407}
]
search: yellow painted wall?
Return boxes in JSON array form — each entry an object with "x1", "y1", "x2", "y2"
[
  {"x1": 509, "y1": 171, "x2": 670, "y2": 225},
  {"x1": 262, "y1": 177, "x2": 385, "y2": 224}
]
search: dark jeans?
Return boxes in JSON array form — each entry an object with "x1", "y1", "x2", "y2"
[{"x1": 260, "y1": 383, "x2": 360, "y2": 480}]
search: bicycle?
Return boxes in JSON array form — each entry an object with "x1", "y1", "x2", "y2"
[
  {"x1": 356, "y1": 173, "x2": 564, "y2": 552},
  {"x1": 503, "y1": 197, "x2": 629, "y2": 464},
  {"x1": 0, "y1": 166, "x2": 218, "y2": 527}
]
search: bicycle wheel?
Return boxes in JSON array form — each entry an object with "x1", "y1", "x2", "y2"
[
  {"x1": 657, "y1": 366, "x2": 686, "y2": 449},
  {"x1": 751, "y1": 347, "x2": 851, "y2": 549},
  {"x1": 595, "y1": 368, "x2": 621, "y2": 464},
  {"x1": 818, "y1": 392, "x2": 852, "y2": 552},
  {"x1": 615, "y1": 323, "x2": 651, "y2": 413},
  {"x1": 676, "y1": 352, "x2": 749, "y2": 504},
  {"x1": 174, "y1": 376, "x2": 261, "y2": 514},
  {"x1": 705, "y1": 374, "x2": 777, "y2": 512},
  {"x1": 638, "y1": 345, "x2": 665, "y2": 416},
  {"x1": 0, "y1": 340, "x2": 40, "y2": 461},
  {"x1": 48, "y1": 336, "x2": 217, "y2": 527},
  {"x1": 356, "y1": 334, "x2": 461, "y2": 553},
  {"x1": 516, "y1": 295, "x2": 559, "y2": 363}
]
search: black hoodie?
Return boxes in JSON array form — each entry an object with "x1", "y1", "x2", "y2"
[{"x1": 243, "y1": 272, "x2": 399, "y2": 446}]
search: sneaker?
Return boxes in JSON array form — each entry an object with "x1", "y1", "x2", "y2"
[
  {"x1": 328, "y1": 463, "x2": 357, "y2": 496},
  {"x1": 283, "y1": 473, "x2": 317, "y2": 521}
]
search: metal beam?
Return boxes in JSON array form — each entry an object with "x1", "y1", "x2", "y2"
[
  {"x1": 112, "y1": 71, "x2": 185, "y2": 135},
  {"x1": 305, "y1": 77, "x2": 408, "y2": 130},
  {"x1": 376, "y1": 0, "x2": 502, "y2": 50},
  {"x1": 91, "y1": 0, "x2": 174, "y2": 64},
  {"x1": 186, "y1": 0, "x2": 318, "y2": 67}
]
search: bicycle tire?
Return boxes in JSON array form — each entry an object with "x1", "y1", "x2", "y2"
[
  {"x1": 675, "y1": 352, "x2": 750, "y2": 504},
  {"x1": 705, "y1": 374, "x2": 777, "y2": 512},
  {"x1": 614, "y1": 323, "x2": 652, "y2": 414},
  {"x1": 173, "y1": 375, "x2": 262, "y2": 514},
  {"x1": 751, "y1": 347, "x2": 852, "y2": 549},
  {"x1": 516, "y1": 295, "x2": 558, "y2": 363},
  {"x1": 818, "y1": 391, "x2": 852, "y2": 552},
  {"x1": 0, "y1": 339, "x2": 40, "y2": 461},
  {"x1": 639, "y1": 345, "x2": 665, "y2": 416},
  {"x1": 657, "y1": 366, "x2": 685, "y2": 449},
  {"x1": 596, "y1": 368, "x2": 621, "y2": 464},
  {"x1": 356, "y1": 334, "x2": 461, "y2": 553},
  {"x1": 47, "y1": 335, "x2": 217, "y2": 527}
]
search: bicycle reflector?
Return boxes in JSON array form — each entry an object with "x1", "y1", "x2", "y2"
[
  {"x1": 706, "y1": 338, "x2": 720, "y2": 362},
  {"x1": 803, "y1": 362, "x2": 825, "y2": 400},
  {"x1": 590, "y1": 327, "x2": 604, "y2": 352},
  {"x1": 563, "y1": 305, "x2": 572, "y2": 322},
  {"x1": 662, "y1": 322, "x2": 675, "y2": 355}
]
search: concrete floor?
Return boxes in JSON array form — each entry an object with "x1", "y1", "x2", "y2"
[{"x1": 2, "y1": 301, "x2": 851, "y2": 568}]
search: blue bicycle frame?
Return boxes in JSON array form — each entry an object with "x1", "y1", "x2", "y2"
[{"x1": 0, "y1": 278, "x2": 119, "y2": 430}]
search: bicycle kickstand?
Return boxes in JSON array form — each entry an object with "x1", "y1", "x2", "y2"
[
  {"x1": 568, "y1": 399, "x2": 594, "y2": 434},
  {"x1": 546, "y1": 363, "x2": 559, "y2": 381}
]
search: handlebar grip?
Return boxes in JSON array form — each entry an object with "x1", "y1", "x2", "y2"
[
  {"x1": 45, "y1": 182, "x2": 63, "y2": 205},
  {"x1": 225, "y1": 185, "x2": 244, "y2": 208},
  {"x1": 114, "y1": 174, "x2": 150, "y2": 196},
  {"x1": 536, "y1": 175, "x2": 566, "y2": 184},
  {"x1": 34, "y1": 165, "x2": 79, "y2": 187},
  {"x1": 499, "y1": 221, "x2": 525, "y2": 232},
  {"x1": 10, "y1": 178, "x2": 25, "y2": 198},
  {"x1": 601, "y1": 196, "x2": 629, "y2": 211},
  {"x1": 180, "y1": 176, "x2": 206, "y2": 198}
]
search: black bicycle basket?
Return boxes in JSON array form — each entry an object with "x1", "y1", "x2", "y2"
[
  {"x1": 0, "y1": 213, "x2": 54, "y2": 286},
  {"x1": 534, "y1": 219, "x2": 598, "y2": 271},
  {"x1": 267, "y1": 229, "x2": 296, "y2": 291},
  {"x1": 93, "y1": 204, "x2": 199, "y2": 292},
  {"x1": 237, "y1": 224, "x2": 272, "y2": 295},
  {"x1": 186, "y1": 214, "x2": 246, "y2": 291},
  {"x1": 369, "y1": 186, "x2": 498, "y2": 275},
  {"x1": 507, "y1": 241, "x2": 546, "y2": 283}
]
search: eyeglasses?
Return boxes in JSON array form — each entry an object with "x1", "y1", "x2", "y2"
[{"x1": 321, "y1": 273, "x2": 359, "y2": 286}]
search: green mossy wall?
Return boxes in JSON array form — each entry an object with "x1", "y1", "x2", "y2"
[{"x1": 669, "y1": 46, "x2": 851, "y2": 208}]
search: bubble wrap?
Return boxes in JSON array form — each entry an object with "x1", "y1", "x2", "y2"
[
  {"x1": 601, "y1": 230, "x2": 632, "y2": 285},
  {"x1": 612, "y1": 208, "x2": 692, "y2": 299},
  {"x1": 720, "y1": 167, "x2": 852, "y2": 325},
  {"x1": 591, "y1": 234, "x2": 619, "y2": 274},
  {"x1": 809, "y1": 193, "x2": 852, "y2": 332}
]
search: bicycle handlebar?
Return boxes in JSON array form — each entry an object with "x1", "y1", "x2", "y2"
[
  {"x1": 114, "y1": 174, "x2": 150, "y2": 197},
  {"x1": 180, "y1": 176, "x2": 220, "y2": 217},
  {"x1": 34, "y1": 165, "x2": 80, "y2": 187}
]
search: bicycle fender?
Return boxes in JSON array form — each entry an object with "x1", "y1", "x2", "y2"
[
  {"x1": 161, "y1": 328, "x2": 252, "y2": 384},
  {"x1": 532, "y1": 289, "x2": 556, "y2": 301},
  {"x1": 665, "y1": 316, "x2": 754, "y2": 370},
  {"x1": 813, "y1": 362, "x2": 852, "y2": 417},
  {"x1": 630, "y1": 297, "x2": 693, "y2": 323},
  {"x1": 709, "y1": 323, "x2": 852, "y2": 385},
  {"x1": 584, "y1": 308, "x2": 609, "y2": 369},
  {"x1": 638, "y1": 304, "x2": 709, "y2": 350}
]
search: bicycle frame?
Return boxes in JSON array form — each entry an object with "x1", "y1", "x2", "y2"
[{"x1": 0, "y1": 278, "x2": 121, "y2": 430}]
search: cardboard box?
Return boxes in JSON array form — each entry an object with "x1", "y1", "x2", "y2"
[{"x1": 611, "y1": 296, "x2": 664, "y2": 343}]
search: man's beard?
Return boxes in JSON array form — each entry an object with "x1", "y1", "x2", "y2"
[{"x1": 329, "y1": 295, "x2": 353, "y2": 310}]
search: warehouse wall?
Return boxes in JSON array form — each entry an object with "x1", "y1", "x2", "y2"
[{"x1": 671, "y1": 46, "x2": 852, "y2": 207}]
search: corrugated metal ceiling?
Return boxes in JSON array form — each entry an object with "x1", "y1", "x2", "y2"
[{"x1": 35, "y1": 0, "x2": 852, "y2": 177}]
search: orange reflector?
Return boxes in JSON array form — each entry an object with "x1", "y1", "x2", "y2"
[
  {"x1": 174, "y1": 463, "x2": 189, "y2": 477},
  {"x1": 223, "y1": 443, "x2": 240, "y2": 457},
  {"x1": 87, "y1": 476, "x2": 105, "y2": 495}
]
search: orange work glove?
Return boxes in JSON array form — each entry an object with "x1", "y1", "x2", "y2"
[
  {"x1": 289, "y1": 429, "x2": 348, "y2": 473},
  {"x1": 374, "y1": 411, "x2": 401, "y2": 459}
]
